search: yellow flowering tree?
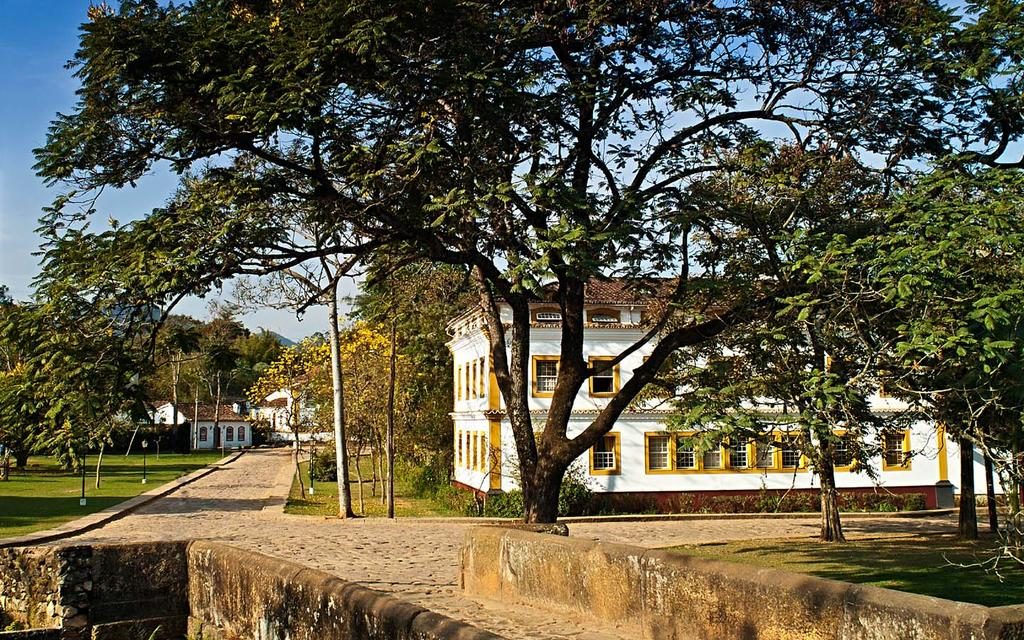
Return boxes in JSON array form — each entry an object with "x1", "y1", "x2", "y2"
[{"x1": 248, "y1": 339, "x2": 327, "y2": 498}]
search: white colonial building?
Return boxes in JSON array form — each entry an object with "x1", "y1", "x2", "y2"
[
  {"x1": 153, "y1": 402, "x2": 252, "y2": 450},
  {"x1": 447, "y1": 279, "x2": 996, "y2": 510},
  {"x1": 250, "y1": 389, "x2": 327, "y2": 443}
]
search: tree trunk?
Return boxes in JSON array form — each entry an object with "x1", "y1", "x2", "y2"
[
  {"x1": 95, "y1": 443, "x2": 105, "y2": 490},
  {"x1": 1, "y1": 449, "x2": 10, "y2": 480},
  {"x1": 14, "y1": 448, "x2": 29, "y2": 469},
  {"x1": 370, "y1": 444, "x2": 379, "y2": 497},
  {"x1": 522, "y1": 460, "x2": 565, "y2": 523},
  {"x1": 958, "y1": 438, "x2": 978, "y2": 540},
  {"x1": 1009, "y1": 441, "x2": 1022, "y2": 550},
  {"x1": 354, "y1": 442, "x2": 366, "y2": 515},
  {"x1": 293, "y1": 435, "x2": 307, "y2": 499},
  {"x1": 818, "y1": 456, "x2": 845, "y2": 542},
  {"x1": 386, "y1": 321, "x2": 397, "y2": 519},
  {"x1": 984, "y1": 453, "x2": 999, "y2": 534},
  {"x1": 328, "y1": 281, "x2": 355, "y2": 518}
]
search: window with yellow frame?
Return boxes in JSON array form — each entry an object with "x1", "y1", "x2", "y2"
[
  {"x1": 644, "y1": 432, "x2": 806, "y2": 474},
  {"x1": 882, "y1": 429, "x2": 912, "y2": 471},
  {"x1": 588, "y1": 356, "x2": 620, "y2": 397},
  {"x1": 532, "y1": 356, "x2": 560, "y2": 397},
  {"x1": 478, "y1": 357, "x2": 486, "y2": 398},
  {"x1": 590, "y1": 433, "x2": 621, "y2": 475}
]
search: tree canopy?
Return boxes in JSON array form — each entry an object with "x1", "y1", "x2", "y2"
[{"x1": 33, "y1": 0, "x2": 1024, "y2": 520}]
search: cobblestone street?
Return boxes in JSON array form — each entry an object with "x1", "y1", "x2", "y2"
[{"x1": 56, "y1": 449, "x2": 956, "y2": 640}]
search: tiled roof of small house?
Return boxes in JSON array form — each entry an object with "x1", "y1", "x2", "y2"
[{"x1": 169, "y1": 403, "x2": 248, "y2": 422}]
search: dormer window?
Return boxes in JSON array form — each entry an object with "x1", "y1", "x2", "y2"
[
  {"x1": 588, "y1": 308, "x2": 621, "y2": 324},
  {"x1": 534, "y1": 309, "x2": 562, "y2": 322}
]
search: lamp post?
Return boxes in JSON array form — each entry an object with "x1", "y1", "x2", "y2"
[
  {"x1": 141, "y1": 439, "x2": 149, "y2": 484},
  {"x1": 79, "y1": 455, "x2": 87, "y2": 506}
]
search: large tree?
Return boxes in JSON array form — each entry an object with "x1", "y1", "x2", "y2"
[
  {"x1": 664, "y1": 146, "x2": 900, "y2": 542},
  {"x1": 36, "y1": 0, "x2": 1023, "y2": 521},
  {"x1": 849, "y1": 167, "x2": 1024, "y2": 552}
]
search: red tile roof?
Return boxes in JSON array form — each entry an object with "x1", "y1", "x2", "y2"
[{"x1": 167, "y1": 403, "x2": 248, "y2": 422}]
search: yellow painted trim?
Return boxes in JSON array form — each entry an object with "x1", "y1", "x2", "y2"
[
  {"x1": 589, "y1": 432, "x2": 621, "y2": 476},
  {"x1": 881, "y1": 429, "x2": 913, "y2": 471},
  {"x1": 937, "y1": 423, "x2": 949, "y2": 482},
  {"x1": 829, "y1": 429, "x2": 857, "y2": 472},
  {"x1": 488, "y1": 365, "x2": 501, "y2": 411},
  {"x1": 531, "y1": 355, "x2": 560, "y2": 398},
  {"x1": 489, "y1": 420, "x2": 502, "y2": 489},
  {"x1": 588, "y1": 356, "x2": 621, "y2": 397},
  {"x1": 645, "y1": 432, "x2": 674, "y2": 474}
]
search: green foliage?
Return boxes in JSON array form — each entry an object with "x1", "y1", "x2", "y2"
[
  {"x1": 353, "y1": 261, "x2": 473, "y2": 460},
  {"x1": 31, "y1": 0, "x2": 1024, "y2": 521},
  {"x1": 310, "y1": 445, "x2": 337, "y2": 482},
  {"x1": 406, "y1": 454, "x2": 454, "y2": 499},
  {"x1": 558, "y1": 467, "x2": 594, "y2": 518},
  {"x1": 484, "y1": 470, "x2": 594, "y2": 518},
  {"x1": 484, "y1": 490, "x2": 525, "y2": 518}
]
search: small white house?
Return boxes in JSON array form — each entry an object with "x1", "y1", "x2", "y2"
[
  {"x1": 153, "y1": 402, "x2": 252, "y2": 450},
  {"x1": 251, "y1": 390, "x2": 328, "y2": 443}
]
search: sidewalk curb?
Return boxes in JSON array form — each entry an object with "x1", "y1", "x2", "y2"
[{"x1": 0, "y1": 450, "x2": 248, "y2": 549}]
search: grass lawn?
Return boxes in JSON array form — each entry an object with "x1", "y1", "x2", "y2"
[
  {"x1": 669, "y1": 534, "x2": 1023, "y2": 607},
  {"x1": 285, "y1": 458, "x2": 473, "y2": 518},
  {"x1": 0, "y1": 451, "x2": 227, "y2": 539}
]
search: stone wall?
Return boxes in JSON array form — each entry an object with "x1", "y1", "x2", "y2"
[
  {"x1": 4, "y1": 541, "x2": 504, "y2": 640},
  {"x1": 187, "y1": 541, "x2": 502, "y2": 640},
  {"x1": 0, "y1": 545, "x2": 87, "y2": 632},
  {"x1": 0, "y1": 542, "x2": 190, "y2": 640},
  {"x1": 461, "y1": 526, "x2": 1024, "y2": 640}
]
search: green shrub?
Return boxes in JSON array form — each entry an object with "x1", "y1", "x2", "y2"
[
  {"x1": 901, "y1": 494, "x2": 926, "y2": 511},
  {"x1": 408, "y1": 455, "x2": 451, "y2": 498},
  {"x1": 430, "y1": 484, "x2": 479, "y2": 515},
  {"x1": 484, "y1": 490, "x2": 524, "y2": 517},
  {"x1": 310, "y1": 445, "x2": 337, "y2": 482},
  {"x1": 558, "y1": 467, "x2": 594, "y2": 517}
]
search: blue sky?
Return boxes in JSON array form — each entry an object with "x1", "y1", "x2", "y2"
[{"x1": 0, "y1": 1, "x2": 336, "y2": 340}]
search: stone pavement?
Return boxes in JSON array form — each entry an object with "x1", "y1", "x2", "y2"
[{"x1": 55, "y1": 448, "x2": 957, "y2": 640}]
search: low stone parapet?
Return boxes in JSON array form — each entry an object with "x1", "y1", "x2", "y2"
[
  {"x1": 187, "y1": 540, "x2": 502, "y2": 640},
  {"x1": 3, "y1": 541, "x2": 504, "y2": 640},
  {"x1": 460, "y1": 526, "x2": 1024, "y2": 640}
]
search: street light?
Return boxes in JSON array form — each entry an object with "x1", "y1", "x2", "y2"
[
  {"x1": 79, "y1": 456, "x2": 87, "y2": 506},
  {"x1": 141, "y1": 439, "x2": 149, "y2": 484}
]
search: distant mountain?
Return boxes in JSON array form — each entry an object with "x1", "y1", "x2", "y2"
[{"x1": 263, "y1": 330, "x2": 296, "y2": 347}]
